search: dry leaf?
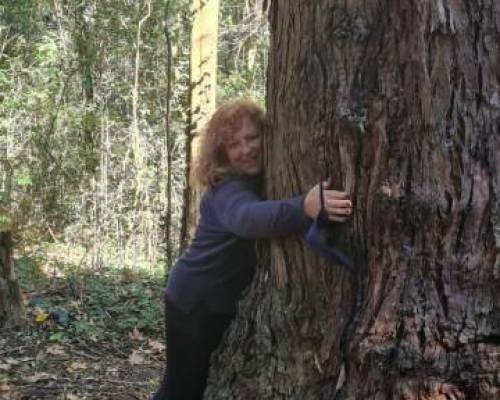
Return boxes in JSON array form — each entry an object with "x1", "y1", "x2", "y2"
[
  {"x1": 46, "y1": 344, "x2": 66, "y2": 356},
  {"x1": 5, "y1": 358, "x2": 20, "y2": 366},
  {"x1": 25, "y1": 372, "x2": 52, "y2": 383},
  {"x1": 148, "y1": 339, "x2": 165, "y2": 354},
  {"x1": 128, "y1": 327, "x2": 145, "y2": 341},
  {"x1": 17, "y1": 357, "x2": 34, "y2": 362},
  {"x1": 128, "y1": 349, "x2": 146, "y2": 365},
  {"x1": 0, "y1": 383, "x2": 10, "y2": 392},
  {"x1": 66, "y1": 393, "x2": 82, "y2": 400},
  {"x1": 67, "y1": 361, "x2": 87, "y2": 373},
  {"x1": 0, "y1": 363, "x2": 11, "y2": 371}
]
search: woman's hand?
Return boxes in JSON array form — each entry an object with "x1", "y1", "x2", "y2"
[{"x1": 304, "y1": 182, "x2": 352, "y2": 222}]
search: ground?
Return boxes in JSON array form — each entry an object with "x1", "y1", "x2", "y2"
[{"x1": 0, "y1": 244, "x2": 167, "y2": 400}]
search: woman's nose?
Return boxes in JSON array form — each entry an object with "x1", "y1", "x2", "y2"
[{"x1": 241, "y1": 143, "x2": 252, "y2": 155}]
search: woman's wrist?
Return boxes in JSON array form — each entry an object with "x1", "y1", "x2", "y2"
[{"x1": 304, "y1": 184, "x2": 320, "y2": 219}]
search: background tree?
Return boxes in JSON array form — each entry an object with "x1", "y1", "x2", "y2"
[
  {"x1": 0, "y1": 212, "x2": 24, "y2": 328},
  {"x1": 180, "y1": 0, "x2": 219, "y2": 249},
  {"x1": 205, "y1": 1, "x2": 500, "y2": 399}
]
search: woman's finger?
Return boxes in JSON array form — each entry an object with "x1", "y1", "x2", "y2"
[
  {"x1": 327, "y1": 207, "x2": 352, "y2": 216},
  {"x1": 326, "y1": 199, "x2": 352, "y2": 208},
  {"x1": 324, "y1": 190, "x2": 350, "y2": 200}
]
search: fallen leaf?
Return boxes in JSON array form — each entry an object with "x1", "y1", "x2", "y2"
[
  {"x1": 66, "y1": 393, "x2": 82, "y2": 400},
  {"x1": 106, "y1": 366, "x2": 118, "y2": 375},
  {"x1": 4, "y1": 358, "x2": 20, "y2": 366},
  {"x1": 0, "y1": 383, "x2": 10, "y2": 392},
  {"x1": 128, "y1": 327, "x2": 145, "y2": 341},
  {"x1": 34, "y1": 309, "x2": 49, "y2": 323},
  {"x1": 17, "y1": 357, "x2": 34, "y2": 362},
  {"x1": 148, "y1": 339, "x2": 165, "y2": 354},
  {"x1": 128, "y1": 349, "x2": 146, "y2": 365},
  {"x1": 46, "y1": 344, "x2": 66, "y2": 356},
  {"x1": 25, "y1": 372, "x2": 52, "y2": 383},
  {"x1": 67, "y1": 361, "x2": 87, "y2": 372},
  {"x1": 0, "y1": 364, "x2": 11, "y2": 371}
]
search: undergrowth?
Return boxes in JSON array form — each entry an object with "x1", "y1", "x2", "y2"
[{"x1": 14, "y1": 248, "x2": 167, "y2": 343}]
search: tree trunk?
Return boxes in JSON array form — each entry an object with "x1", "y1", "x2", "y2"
[
  {"x1": 0, "y1": 230, "x2": 24, "y2": 328},
  {"x1": 180, "y1": 0, "x2": 219, "y2": 250},
  {"x1": 205, "y1": 1, "x2": 500, "y2": 399}
]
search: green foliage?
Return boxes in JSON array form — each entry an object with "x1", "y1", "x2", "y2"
[
  {"x1": 15, "y1": 175, "x2": 32, "y2": 186},
  {"x1": 0, "y1": 215, "x2": 11, "y2": 226},
  {"x1": 0, "y1": 192, "x2": 8, "y2": 207},
  {"x1": 15, "y1": 250, "x2": 165, "y2": 342},
  {"x1": 1, "y1": 0, "x2": 268, "y2": 270},
  {"x1": 218, "y1": 0, "x2": 268, "y2": 104},
  {"x1": 15, "y1": 256, "x2": 43, "y2": 287},
  {"x1": 49, "y1": 331, "x2": 68, "y2": 343}
]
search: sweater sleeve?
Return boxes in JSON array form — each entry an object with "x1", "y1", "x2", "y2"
[{"x1": 211, "y1": 179, "x2": 311, "y2": 239}]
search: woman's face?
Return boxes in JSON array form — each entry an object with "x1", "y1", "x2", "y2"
[{"x1": 224, "y1": 116, "x2": 262, "y2": 176}]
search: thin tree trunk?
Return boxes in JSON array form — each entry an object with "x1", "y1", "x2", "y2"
[
  {"x1": 132, "y1": 0, "x2": 151, "y2": 176},
  {"x1": 162, "y1": 0, "x2": 175, "y2": 268},
  {"x1": 205, "y1": 1, "x2": 500, "y2": 399},
  {"x1": 0, "y1": 230, "x2": 24, "y2": 328},
  {"x1": 74, "y1": 1, "x2": 97, "y2": 171}
]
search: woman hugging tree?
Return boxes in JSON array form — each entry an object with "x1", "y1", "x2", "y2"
[{"x1": 151, "y1": 98, "x2": 352, "y2": 400}]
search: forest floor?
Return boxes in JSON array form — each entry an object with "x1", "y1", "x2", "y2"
[{"x1": 1, "y1": 244, "x2": 167, "y2": 400}]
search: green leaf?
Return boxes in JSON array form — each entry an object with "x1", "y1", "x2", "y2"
[{"x1": 15, "y1": 175, "x2": 32, "y2": 186}]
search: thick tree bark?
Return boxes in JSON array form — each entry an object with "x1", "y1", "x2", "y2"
[
  {"x1": 205, "y1": 1, "x2": 500, "y2": 399},
  {"x1": 0, "y1": 231, "x2": 24, "y2": 328}
]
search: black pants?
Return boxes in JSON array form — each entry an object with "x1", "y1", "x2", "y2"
[{"x1": 151, "y1": 299, "x2": 234, "y2": 400}]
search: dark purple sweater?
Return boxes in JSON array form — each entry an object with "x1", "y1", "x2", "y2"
[{"x1": 166, "y1": 175, "x2": 310, "y2": 314}]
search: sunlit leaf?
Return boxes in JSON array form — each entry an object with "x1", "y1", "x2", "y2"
[
  {"x1": 45, "y1": 344, "x2": 66, "y2": 356},
  {"x1": 34, "y1": 309, "x2": 49, "y2": 323},
  {"x1": 128, "y1": 327, "x2": 145, "y2": 341},
  {"x1": 0, "y1": 364, "x2": 11, "y2": 372},
  {"x1": 25, "y1": 372, "x2": 52, "y2": 383},
  {"x1": 15, "y1": 175, "x2": 32, "y2": 186},
  {"x1": 67, "y1": 361, "x2": 88, "y2": 372},
  {"x1": 128, "y1": 349, "x2": 146, "y2": 365},
  {"x1": 148, "y1": 339, "x2": 165, "y2": 354}
]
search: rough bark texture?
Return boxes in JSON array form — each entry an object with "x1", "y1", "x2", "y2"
[
  {"x1": 205, "y1": 1, "x2": 500, "y2": 399},
  {"x1": 0, "y1": 231, "x2": 24, "y2": 328}
]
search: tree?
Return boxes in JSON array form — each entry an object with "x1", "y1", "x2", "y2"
[
  {"x1": 180, "y1": 0, "x2": 219, "y2": 249},
  {"x1": 205, "y1": 1, "x2": 500, "y2": 399},
  {"x1": 0, "y1": 213, "x2": 24, "y2": 328}
]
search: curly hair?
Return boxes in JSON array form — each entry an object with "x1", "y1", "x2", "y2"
[{"x1": 193, "y1": 98, "x2": 265, "y2": 187}]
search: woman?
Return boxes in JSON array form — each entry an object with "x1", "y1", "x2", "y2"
[{"x1": 152, "y1": 98, "x2": 352, "y2": 400}]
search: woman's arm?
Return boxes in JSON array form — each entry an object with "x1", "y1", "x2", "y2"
[
  {"x1": 211, "y1": 179, "x2": 352, "y2": 239},
  {"x1": 211, "y1": 180, "x2": 309, "y2": 239}
]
